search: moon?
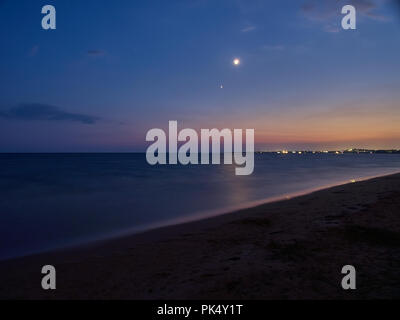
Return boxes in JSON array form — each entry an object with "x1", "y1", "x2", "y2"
[{"x1": 233, "y1": 58, "x2": 240, "y2": 66}]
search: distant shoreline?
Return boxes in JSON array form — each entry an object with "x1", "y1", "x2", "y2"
[
  {"x1": 1, "y1": 172, "x2": 400, "y2": 299},
  {"x1": 1, "y1": 150, "x2": 400, "y2": 154}
]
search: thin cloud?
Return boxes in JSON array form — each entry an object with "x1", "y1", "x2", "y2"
[
  {"x1": 301, "y1": 0, "x2": 390, "y2": 30},
  {"x1": 262, "y1": 44, "x2": 285, "y2": 51},
  {"x1": 241, "y1": 25, "x2": 257, "y2": 33},
  {"x1": 0, "y1": 104, "x2": 99, "y2": 124},
  {"x1": 324, "y1": 24, "x2": 340, "y2": 33},
  {"x1": 87, "y1": 50, "x2": 106, "y2": 57},
  {"x1": 28, "y1": 45, "x2": 39, "y2": 57}
]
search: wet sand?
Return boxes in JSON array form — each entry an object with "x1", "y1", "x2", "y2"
[{"x1": 0, "y1": 173, "x2": 399, "y2": 300}]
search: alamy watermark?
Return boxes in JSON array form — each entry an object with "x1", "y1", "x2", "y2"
[
  {"x1": 41, "y1": 5, "x2": 56, "y2": 30},
  {"x1": 341, "y1": 265, "x2": 356, "y2": 290},
  {"x1": 341, "y1": 5, "x2": 356, "y2": 30},
  {"x1": 146, "y1": 121, "x2": 254, "y2": 176},
  {"x1": 41, "y1": 265, "x2": 56, "y2": 290},
  {"x1": 40, "y1": 4, "x2": 356, "y2": 31}
]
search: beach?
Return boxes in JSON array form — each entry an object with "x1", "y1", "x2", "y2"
[{"x1": 0, "y1": 172, "x2": 399, "y2": 300}]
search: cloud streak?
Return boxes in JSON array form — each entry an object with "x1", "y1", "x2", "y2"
[
  {"x1": 87, "y1": 50, "x2": 106, "y2": 57},
  {"x1": 301, "y1": 0, "x2": 390, "y2": 30},
  {"x1": 241, "y1": 25, "x2": 256, "y2": 33},
  {"x1": 28, "y1": 45, "x2": 39, "y2": 57},
  {"x1": 262, "y1": 44, "x2": 285, "y2": 51},
  {"x1": 0, "y1": 104, "x2": 99, "y2": 124}
]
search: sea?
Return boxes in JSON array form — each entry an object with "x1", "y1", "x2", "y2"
[{"x1": 1, "y1": 153, "x2": 399, "y2": 260}]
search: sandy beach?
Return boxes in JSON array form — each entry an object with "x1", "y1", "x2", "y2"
[{"x1": 0, "y1": 173, "x2": 399, "y2": 300}]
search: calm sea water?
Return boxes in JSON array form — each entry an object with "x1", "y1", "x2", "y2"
[{"x1": 1, "y1": 153, "x2": 400, "y2": 260}]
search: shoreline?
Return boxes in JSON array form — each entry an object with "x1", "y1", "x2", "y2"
[
  {"x1": 2, "y1": 170, "x2": 399, "y2": 263},
  {"x1": 1, "y1": 172, "x2": 400, "y2": 299}
]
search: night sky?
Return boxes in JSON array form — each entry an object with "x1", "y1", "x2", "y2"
[{"x1": 0, "y1": 0, "x2": 399, "y2": 152}]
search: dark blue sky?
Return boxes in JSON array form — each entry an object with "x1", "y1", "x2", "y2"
[{"x1": 1, "y1": 0, "x2": 400, "y2": 151}]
